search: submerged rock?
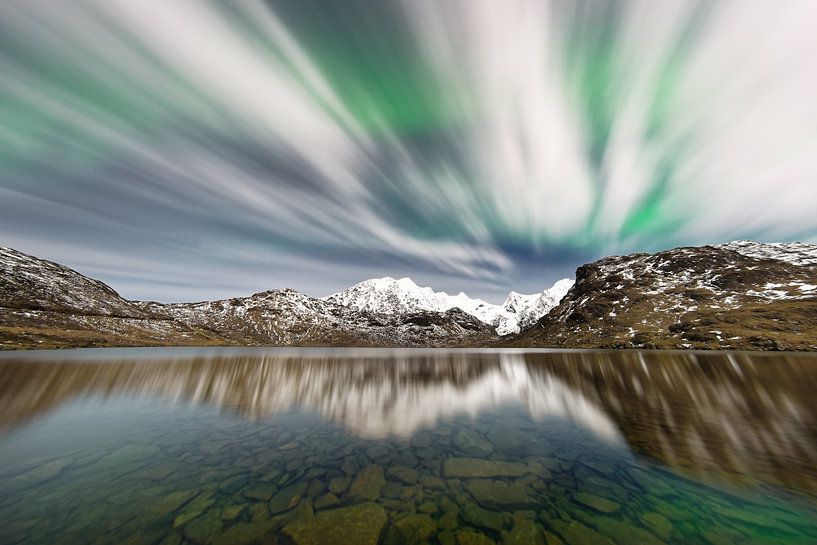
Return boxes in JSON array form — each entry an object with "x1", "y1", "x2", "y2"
[
  {"x1": 211, "y1": 520, "x2": 277, "y2": 545},
  {"x1": 219, "y1": 474, "x2": 250, "y2": 494},
  {"x1": 572, "y1": 493, "x2": 620, "y2": 514},
  {"x1": 419, "y1": 475, "x2": 446, "y2": 490},
  {"x1": 486, "y1": 428, "x2": 531, "y2": 453},
  {"x1": 281, "y1": 502, "x2": 387, "y2": 545},
  {"x1": 455, "y1": 530, "x2": 496, "y2": 545},
  {"x1": 382, "y1": 481, "x2": 403, "y2": 499},
  {"x1": 243, "y1": 483, "x2": 278, "y2": 501},
  {"x1": 393, "y1": 513, "x2": 437, "y2": 544},
  {"x1": 183, "y1": 510, "x2": 223, "y2": 544},
  {"x1": 219, "y1": 505, "x2": 245, "y2": 521},
  {"x1": 550, "y1": 520, "x2": 614, "y2": 545},
  {"x1": 269, "y1": 482, "x2": 308, "y2": 514},
  {"x1": 439, "y1": 510, "x2": 458, "y2": 530},
  {"x1": 461, "y1": 501, "x2": 505, "y2": 531},
  {"x1": 504, "y1": 519, "x2": 545, "y2": 545},
  {"x1": 466, "y1": 479, "x2": 535, "y2": 509},
  {"x1": 443, "y1": 458, "x2": 527, "y2": 479},
  {"x1": 149, "y1": 490, "x2": 198, "y2": 516},
  {"x1": 640, "y1": 512, "x2": 673, "y2": 540},
  {"x1": 328, "y1": 476, "x2": 351, "y2": 495},
  {"x1": 453, "y1": 429, "x2": 494, "y2": 457},
  {"x1": 581, "y1": 515, "x2": 667, "y2": 545},
  {"x1": 387, "y1": 466, "x2": 418, "y2": 485},
  {"x1": 313, "y1": 493, "x2": 339, "y2": 510},
  {"x1": 346, "y1": 465, "x2": 385, "y2": 501},
  {"x1": 172, "y1": 493, "x2": 216, "y2": 527}
]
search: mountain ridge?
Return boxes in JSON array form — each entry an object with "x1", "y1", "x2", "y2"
[
  {"x1": 508, "y1": 241, "x2": 817, "y2": 351},
  {"x1": 3, "y1": 241, "x2": 817, "y2": 350}
]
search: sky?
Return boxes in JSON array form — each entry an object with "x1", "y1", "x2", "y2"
[{"x1": 1, "y1": 0, "x2": 816, "y2": 303}]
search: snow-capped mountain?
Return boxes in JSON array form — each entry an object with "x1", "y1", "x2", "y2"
[
  {"x1": 326, "y1": 276, "x2": 573, "y2": 336},
  {"x1": 511, "y1": 241, "x2": 817, "y2": 351},
  {"x1": 0, "y1": 246, "x2": 495, "y2": 349},
  {"x1": 4, "y1": 241, "x2": 817, "y2": 351}
]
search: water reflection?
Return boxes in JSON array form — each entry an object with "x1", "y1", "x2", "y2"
[{"x1": 1, "y1": 348, "x2": 816, "y2": 497}]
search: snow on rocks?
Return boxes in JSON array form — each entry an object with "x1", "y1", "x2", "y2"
[{"x1": 326, "y1": 277, "x2": 573, "y2": 336}]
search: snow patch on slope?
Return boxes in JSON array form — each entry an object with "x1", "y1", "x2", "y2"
[{"x1": 720, "y1": 241, "x2": 817, "y2": 266}]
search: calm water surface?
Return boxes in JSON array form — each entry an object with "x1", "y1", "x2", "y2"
[{"x1": 0, "y1": 348, "x2": 816, "y2": 545}]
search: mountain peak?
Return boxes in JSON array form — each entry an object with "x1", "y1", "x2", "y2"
[{"x1": 327, "y1": 276, "x2": 573, "y2": 335}]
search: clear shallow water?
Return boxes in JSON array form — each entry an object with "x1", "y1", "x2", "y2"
[{"x1": 0, "y1": 348, "x2": 816, "y2": 545}]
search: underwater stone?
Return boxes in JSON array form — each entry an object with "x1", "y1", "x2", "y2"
[
  {"x1": 640, "y1": 512, "x2": 672, "y2": 540},
  {"x1": 443, "y1": 458, "x2": 527, "y2": 479},
  {"x1": 466, "y1": 480, "x2": 536, "y2": 509},
  {"x1": 281, "y1": 502, "x2": 387, "y2": 545},
  {"x1": 313, "y1": 493, "x2": 340, "y2": 510},
  {"x1": 219, "y1": 505, "x2": 245, "y2": 520},
  {"x1": 393, "y1": 513, "x2": 437, "y2": 544},
  {"x1": 157, "y1": 533, "x2": 183, "y2": 545},
  {"x1": 387, "y1": 466, "x2": 418, "y2": 484},
  {"x1": 211, "y1": 520, "x2": 277, "y2": 545},
  {"x1": 453, "y1": 429, "x2": 494, "y2": 457},
  {"x1": 572, "y1": 493, "x2": 620, "y2": 514},
  {"x1": 439, "y1": 510, "x2": 458, "y2": 530},
  {"x1": 550, "y1": 520, "x2": 614, "y2": 545},
  {"x1": 366, "y1": 445, "x2": 390, "y2": 460},
  {"x1": 504, "y1": 519, "x2": 545, "y2": 545},
  {"x1": 415, "y1": 447, "x2": 437, "y2": 459},
  {"x1": 461, "y1": 501, "x2": 505, "y2": 531},
  {"x1": 438, "y1": 529, "x2": 456, "y2": 545},
  {"x1": 249, "y1": 502, "x2": 271, "y2": 522},
  {"x1": 543, "y1": 531, "x2": 565, "y2": 545},
  {"x1": 628, "y1": 469, "x2": 676, "y2": 498},
  {"x1": 382, "y1": 481, "x2": 403, "y2": 499},
  {"x1": 418, "y1": 501, "x2": 438, "y2": 514},
  {"x1": 183, "y1": 510, "x2": 223, "y2": 544},
  {"x1": 584, "y1": 515, "x2": 667, "y2": 545},
  {"x1": 305, "y1": 479, "x2": 325, "y2": 498},
  {"x1": 381, "y1": 498, "x2": 414, "y2": 512},
  {"x1": 269, "y1": 482, "x2": 308, "y2": 514},
  {"x1": 455, "y1": 530, "x2": 496, "y2": 545},
  {"x1": 411, "y1": 432, "x2": 434, "y2": 448},
  {"x1": 219, "y1": 474, "x2": 250, "y2": 494},
  {"x1": 149, "y1": 490, "x2": 198, "y2": 516},
  {"x1": 172, "y1": 493, "x2": 216, "y2": 528},
  {"x1": 346, "y1": 465, "x2": 385, "y2": 501},
  {"x1": 340, "y1": 458, "x2": 359, "y2": 476},
  {"x1": 280, "y1": 499, "x2": 314, "y2": 527},
  {"x1": 96, "y1": 445, "x2": 160, "y2": 472},
  {"x1": 701, "y1": 527, "x2": 747, "y2": 545},
  {"x1": 328, "y1": 476, "x2": 351, "y2": 495},
  {"x1": 243, "y1": 484, "x2": 278, "y2": 501},
  {"x1": 419, "y1": 475, "x2": 446, "y2": 490},
  {"x1": 486, "y1": 428, "x2": 530, "y2": 452}
]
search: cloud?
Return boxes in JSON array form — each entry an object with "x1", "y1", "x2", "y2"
[{"x1": 1, "y1": 0, "x2": 816, "y2": 301}]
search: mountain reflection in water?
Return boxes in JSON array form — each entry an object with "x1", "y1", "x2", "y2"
[{"x1": 1, "y1": 348, "x2": 816, "y2": 498}]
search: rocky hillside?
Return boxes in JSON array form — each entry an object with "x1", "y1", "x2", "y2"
[
  {"x1": 4, "y1": 241, "x2": 817, "y2": 350},
  {"x1": 509, "y1": 241, "x2": 817, "y2": 351},
  {"x1": 0, "y1": 247, "x2": 494, "y2": 349}
]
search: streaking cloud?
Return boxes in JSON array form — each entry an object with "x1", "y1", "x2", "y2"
[{"x1": 1, "y1": 0, "x2": 815, "y2": 301}]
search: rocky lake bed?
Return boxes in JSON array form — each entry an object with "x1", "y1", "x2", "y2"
[{"x1": 1, "y1": 348, "x2": 816, "y2": 545}]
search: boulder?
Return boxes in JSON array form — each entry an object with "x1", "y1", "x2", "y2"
[
  {"x1": 281, "y1": 503, "x2": 387, "y2": 545},
  {"x1": 443, "y1": 458, "x2": 527, "y2": 479}
]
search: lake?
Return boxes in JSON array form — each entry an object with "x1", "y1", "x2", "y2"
[{"x1": 0, "y1": 348, "x2": 816, "y2": 545}]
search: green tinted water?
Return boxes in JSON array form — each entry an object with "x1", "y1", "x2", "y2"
[{"x1": 0, "y1": 348, "x2": 815, "y2": 545}]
